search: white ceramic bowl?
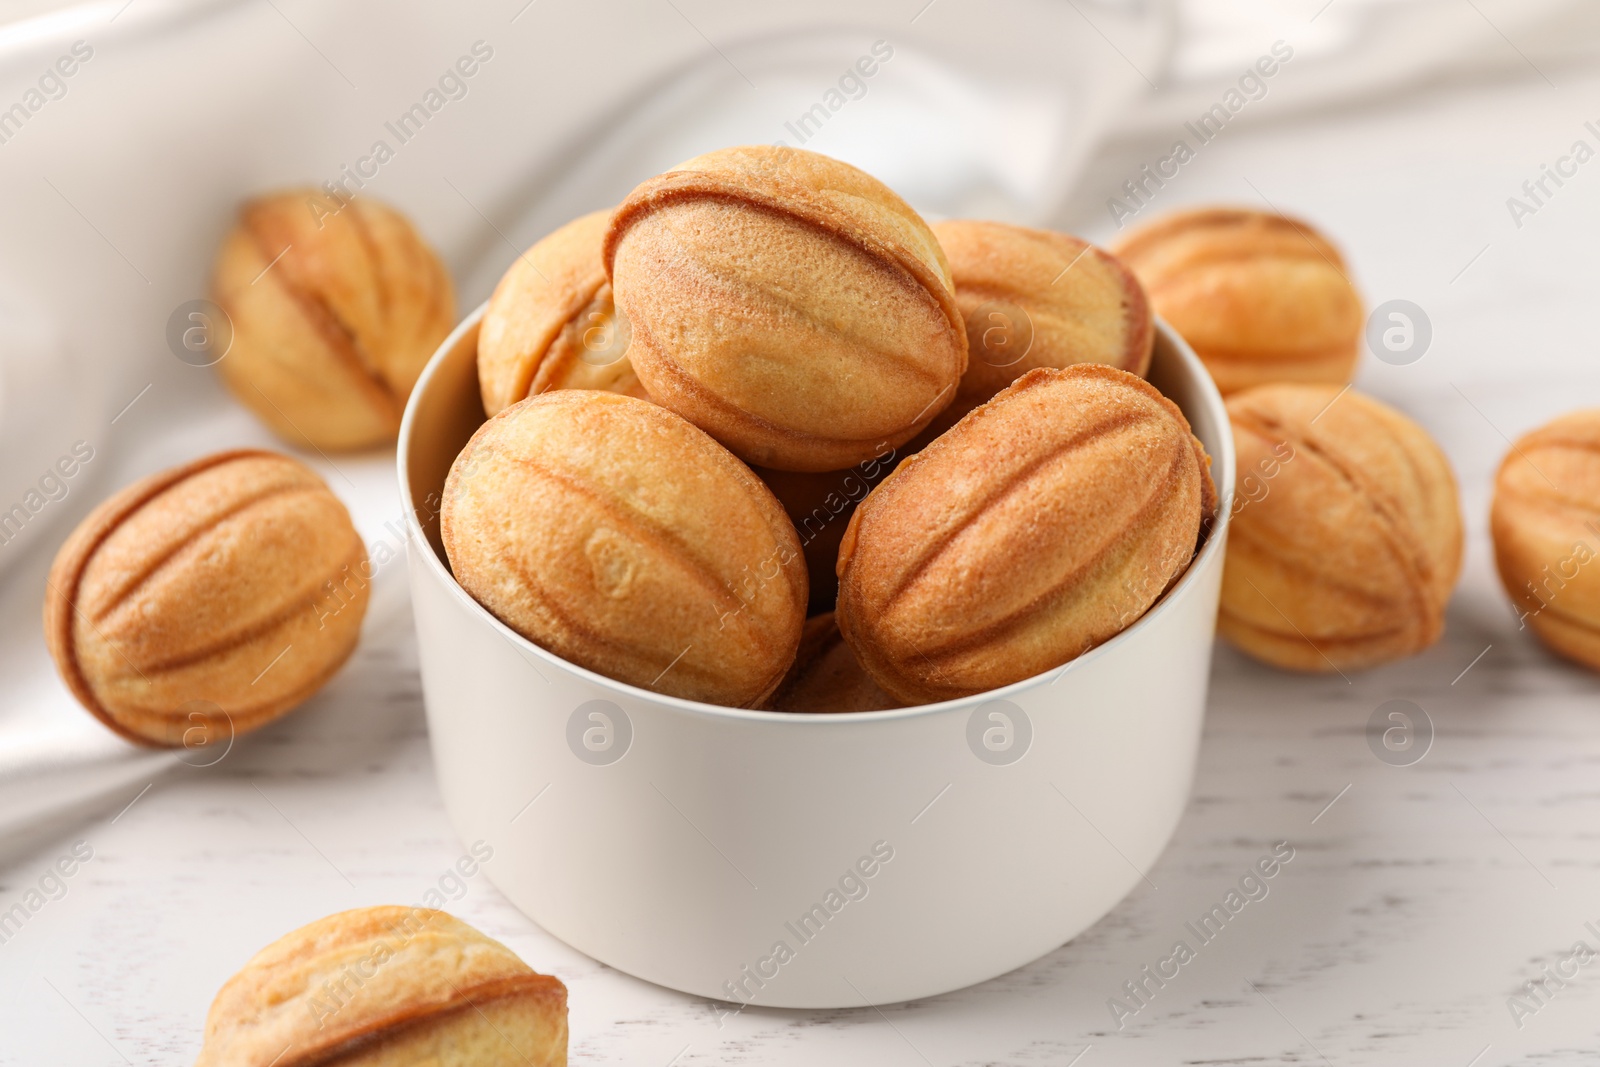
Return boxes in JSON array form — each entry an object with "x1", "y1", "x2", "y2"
[{"x1": 400, "y1": 307, "x2": 1233, "y2": 1008}]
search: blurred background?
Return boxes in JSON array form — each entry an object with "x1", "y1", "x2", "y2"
[{"x1": 3, "y1": 1, "x2": 1600, "y2": 1062}]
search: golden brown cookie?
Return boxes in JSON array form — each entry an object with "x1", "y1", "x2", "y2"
[
  {"x1": 442, "y1": 391, "x2": 806, "y2": 706},
  {"x1": 1110, "y1": 208, "x2": 1362, "y2": 395},
  {"x1": 836, "y1": 364, "x2": 1213, "y2": 704},
  {"x1": 195, "y1": 906, "x2": 567, "y2": 1067},
  {"x1": 44, "y1": 450, "x2": 368, "y2": 747},
  {"x1": 933, "y1": 219, "x2": 1152, "y2": 413},
  {"x1": 606, "y1": 145, "x2": 967, "y2": 471},
  {"x1": 212, "y1": 190, "x2": 455, "y2": 450},
  {"x1": 1221, "y1": 384, "x2": 1462, "y2": 671},
  {"x1": 1491, "y1": 409, "x2": 1600, "y2": 671},
  {"x1": 477, "y1": 208, "x2": 645, "y2": 416}
]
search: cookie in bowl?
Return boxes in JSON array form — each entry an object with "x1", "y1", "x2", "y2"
[
  {"x1": 441, "y1": 391, "x2": 806, "y2": 706},
  {"x1": 400, "y1": 301, "x2": 1238, "y2": 1005},
  {"x1": 836, "y1": 364, "x2": 1215, "y2": 704},
  {"x1": 477, "y1": 208, "x2": 644, "y2": 416},
  {"x1": 605, "y1": 145, "x2": 967, "y2": 471},
  {"x1": 933, "y1": 219, "x2": 1152, "y2": 414}
]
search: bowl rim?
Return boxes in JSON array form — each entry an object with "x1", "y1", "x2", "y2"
[{"x1": 398, "y1": 302, "x2": 1235, "y2": 726}]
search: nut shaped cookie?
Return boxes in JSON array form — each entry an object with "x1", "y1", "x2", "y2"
[
  {"x1": 44, "y1": 451, "x2": 368, "y2": 747},
  {"x1": 606, "y1": 145, "x2": 967, "y2": 471},
  {"x1": 212, "y1": 190, "x2": 456, "y2": 450},
  {"x1": 766, "y1": 613, "x2": 901, "y2": 714},
  {"x1": 478, "y1": 208, "x2": 645, "y2": 416},
  {"x1": 1111, "y1": 208, "x2": 1362, "y2": 395},
  {"x1": 1221, "y1": 384, "x2": 1462, "y2": 671},
  {"x1": 836, "y1": 365, "x2": 1214, "y2": 704},
  {"x1": 933, "y1": 220, "x2": 1153, "y2": 411},
  {"x1": 1491, "y1": 409, "x2": 1600, "y2": 671},
  {"x1": 442, "y1": 391, "x2": 806, "y2": 706},
  {"x1": 195, "y1": 906, "x2": 567, "y2": 1067}
]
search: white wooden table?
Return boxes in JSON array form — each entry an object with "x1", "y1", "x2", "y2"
[{"x1": 3, "y1": 47, "x2": 1600, "y2": 1067}]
